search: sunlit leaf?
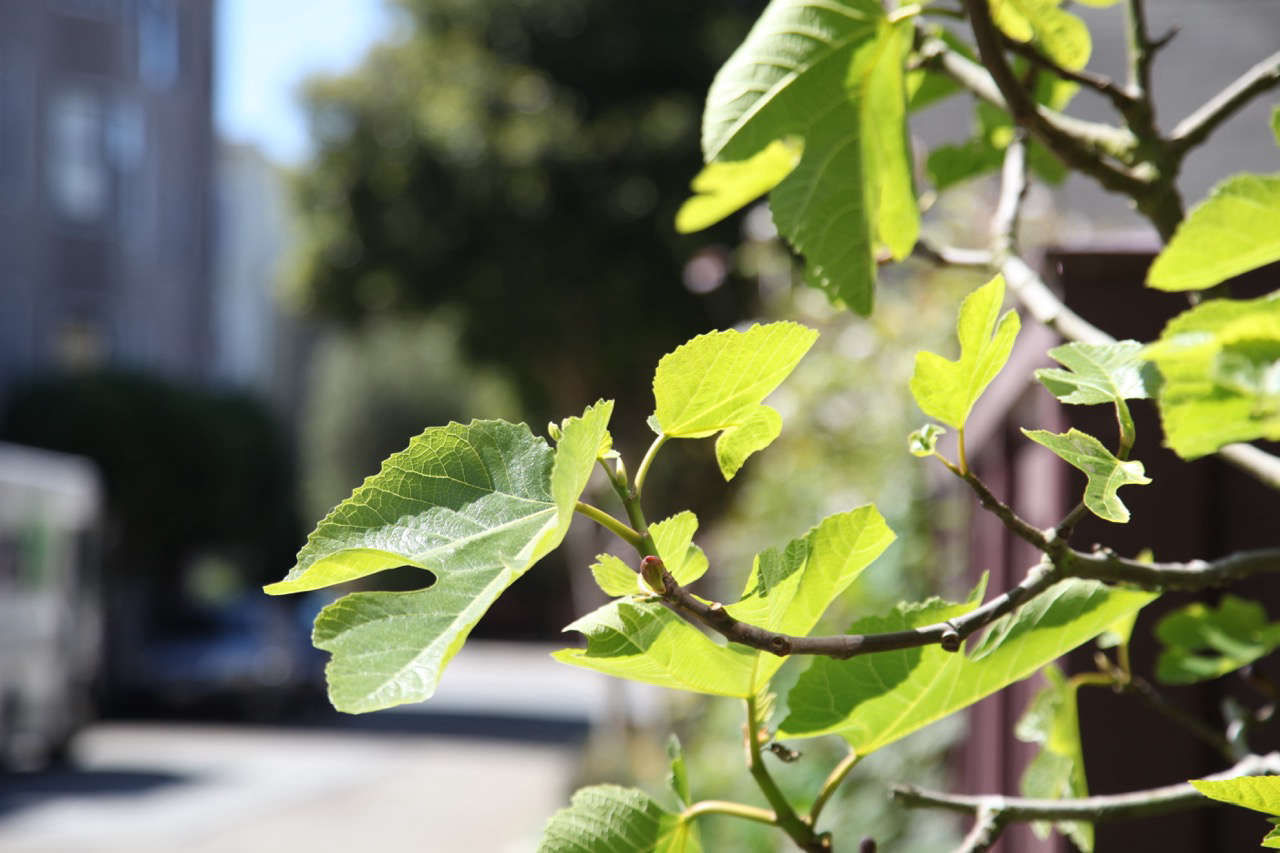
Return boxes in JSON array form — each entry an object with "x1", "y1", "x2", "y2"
[
  {"x1": 1036, "y1": 341, "x2": 1156, "y2": 406},
  {"x1": 270, "y1": 402, "x2": 612, "y2": 712},
  {"x1": 557, "y1": 506, "x2": 893, "y2": 697},
  {"x1": 651, "y1": 511, "x2": 710, "y2": 586},
  {"x1": 591, "y1": 553, "x2": 639, "y2": 597},
  {"x1": 715, "y1": 405, "x2": 783, "y2": 481},
  {"x1": 1017, "y1": 665, "x2": 1093, "y2": 852},
  {"x1": 1148, "y1": 174, "x2": 1280, "y2": 291},
  {"x1": 1191, "y1": 776, "x2": 1280, "y2": 849},
  {"x1": 780, "y1": 578, "x2": 1154, "y2": 753},
  {"x1": 553, "y1": 598, "x2": 757, "y2": 697},
  {"x1": 1155, "y1": 595, "x2": 1280, "y2": 684},
  {"x1": 910, "y1": 275, "x2": 1021, "y2": 430},
  {"x1": 853, "y1": 18, "x2": 919, "y2": 261},
  {"x1": 1143, "y1": 291, "x2": 1280, "y2": 458},
  {"x1": 1022, "y1": 428, "x2": 1151, "y2": 523},
  {"x1": 675, "y1": 138, "x2": 803, "y2": 233},
  {"x1": 989, "y1": 0, "x2": 1091, "y2": 71},
  {"x1": 653, "y1": 322, "x2": 818, "y2": 479},
  {"x1": 539, "y1": 785, "x2": 701, "y2": 853},
  {"x1": 703, "y1": 2, "x2": 916, "y2": 313},
  {"x1": 728, "y1": 505, "x2": 896, "y2": 691}
]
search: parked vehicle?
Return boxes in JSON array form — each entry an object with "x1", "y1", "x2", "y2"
[{"x1": 0, "y1": 442, "x2": 103, "y2": 769}]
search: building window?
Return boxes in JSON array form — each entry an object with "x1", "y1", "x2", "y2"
[
  {"x1": 47, "y1": 88, "x2": 107, "y2": 222},
  {"x1": 138, "y1": 0, "x2": 179, "y2": 91}
]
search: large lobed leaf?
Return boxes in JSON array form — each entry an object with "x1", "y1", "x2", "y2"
[
  {"x1": 702, "y1": 2, "x2": 916, "y2": 313},
  {"x1": 1022, "y1": 428, "x2": 1151, "y2": 523},
  {"x1": 1147, "y1": 174, "x2": 1280, "y2": 292},
  {"x1": 1017, "y1": 664, "x2": 1093, "y2": 852},
  {"x1": 779, "y1": 578, "x2": 1154, "y2": 753},
  {"x1": 911, "y1": 275, "x2": 1021, "y2": 430},
  {"x1": 652, "y1": 321, "x2": 818, "y2": 479},
  {"x1": 556, "y1": 505, "x2": 895, "y2": 698},
  {"x1": 1190, "y1": 776, "x2": 1280, "y2": 849},
  {"x1": 539, "y1": 785, "x2": 701, "y2": 853},
  {"x1": 1143, "y1": 291, "x2": 1280, "y2": 458},
  {"x1": 1155, "y1": 595, "x2": 1280, "y2": 685},
  {"x1": 267, "y1": 402, "x2": 612, "y2": 712}
]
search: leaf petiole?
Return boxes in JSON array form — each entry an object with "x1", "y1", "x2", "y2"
[{"x1": 573, "y1": 501, "x2": 643, "y2": 549}]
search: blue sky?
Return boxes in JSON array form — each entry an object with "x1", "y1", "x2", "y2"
[{"x1": 215, "y1": 0, "x2": 395, "y2": 165}]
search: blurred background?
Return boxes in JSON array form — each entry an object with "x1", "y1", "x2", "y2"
[{"x1": 0, "y1": 1, "x2": 1276, "y2": 851}]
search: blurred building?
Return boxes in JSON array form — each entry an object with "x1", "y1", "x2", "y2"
[
  {"x1": 212, "y1": 140, "x2": 309, "y2": 421},
  {"x1": 0, "y1": 0, "x2": 215, "y2": 399}
]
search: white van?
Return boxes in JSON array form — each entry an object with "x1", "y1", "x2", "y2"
[{"x1": 0, "y1": 443, "x2": 103, "y2": 769}]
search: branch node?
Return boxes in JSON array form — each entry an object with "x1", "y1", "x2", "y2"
[{"x1": 940, "y1": 622, "x2": 962, "y2": 653}]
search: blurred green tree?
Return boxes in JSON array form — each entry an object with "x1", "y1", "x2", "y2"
[{"x1": 289, "y1": 0, "x2": 760, "y2": 434}]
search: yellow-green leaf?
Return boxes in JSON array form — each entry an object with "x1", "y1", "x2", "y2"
[
  {"x1": 653, "y1": 322, "x2": 817, "y2": 478},
  {"x1": 990, "y1": 0, "x2": 1092, "y2": 70},
  {"x1": 1143, "y1": 291, "x2": 1280, "y2": 458},
  {"x1": 910, "y1": 275, "x2": 1021, "y2": 430},
  {"x1": 1148, "y1": 174, "x2": 1280, "y2": 291},
  {"x1": 780, "y1": 578, "x2": 1155, "y2": 753},
  {"x1": 675, "y1": 138, "x2": 803, "y2": 233}
]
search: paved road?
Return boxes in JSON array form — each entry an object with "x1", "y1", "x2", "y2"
[
  {"x1": 0, "y1": 722, "x2": 579, "y2": 853},
  {"x1": 0, "y1": 643, "x2": 657, "y2": 853}
]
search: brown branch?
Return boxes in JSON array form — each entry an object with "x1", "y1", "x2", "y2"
[
  {"x1": 916, "y1": 36, "x2": 1140, "y2": 170},
  {"x1": 1170, "y1": 50, "x2": 1280, "y2": 154},
  {"x1": 999, "y1": 34, "x2": 1137, "y2": 116},
  {"x1": 891, "y1": 751, "x2": 1280, "y2": 825},
  {"x1": 956, "y1": 0, "x2": 1146, "y2": 193},
  {"x1": 652, "y1": 558, "x2": 1061, "y2": 660},
  {"x1": 1062, "y1": 546, "x2": 1280, "y2": 591}
]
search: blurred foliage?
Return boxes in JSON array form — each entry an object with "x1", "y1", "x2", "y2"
[
  {"x1": 290, "y1": 0, "x2": 762, "y2": 436},
  {"x1": 1, "y1": 371, "x2": 297, "y2": 586},
  {"x1": 300, "y1": 312, "x2": 520, "y2": 521}
]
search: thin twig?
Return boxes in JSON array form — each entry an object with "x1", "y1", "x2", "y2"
[
  {"x1": 744, "y1": 695, "x2": 825, "y2": 851},
  {"x1": 956, "y1": 805, "x2": 1006, "y2": 853},
  {"x1": 1120, "y1": 674, "x2": 1240, "y2": 762},
  {"x1": 1170, "y1": 51, "x2": 1280, "y2": 154},
  {"x1": 891, "y1": 751, "x2": 1280, "y2": 823}
]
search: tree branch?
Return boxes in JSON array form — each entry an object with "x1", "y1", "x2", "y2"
[
  {"x1": 956, "y1": 805, "x2": 1006, "y2": 853},
  {"x1": 955, "y1": 0, "x2": 1146, "y2": 193},
  {"x1": 891, "y1": 751, "x2": 1280, "y2": 825},
  {"x1": 917, "y1": 35, "x2": 1140, "y2": 171},
  {"x1": 999, "y1": 34, "x2": 1137, "y2": 116},
  {"x1": 1062, "y1": 546, "x2": 1280, "y2": 590},
  {"x1": 1170, "y1": 50, "x2": 1280, "y2": 154},
  {"x1": 652, "y1": 557, "x2": 1061, "y2": 660}
]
